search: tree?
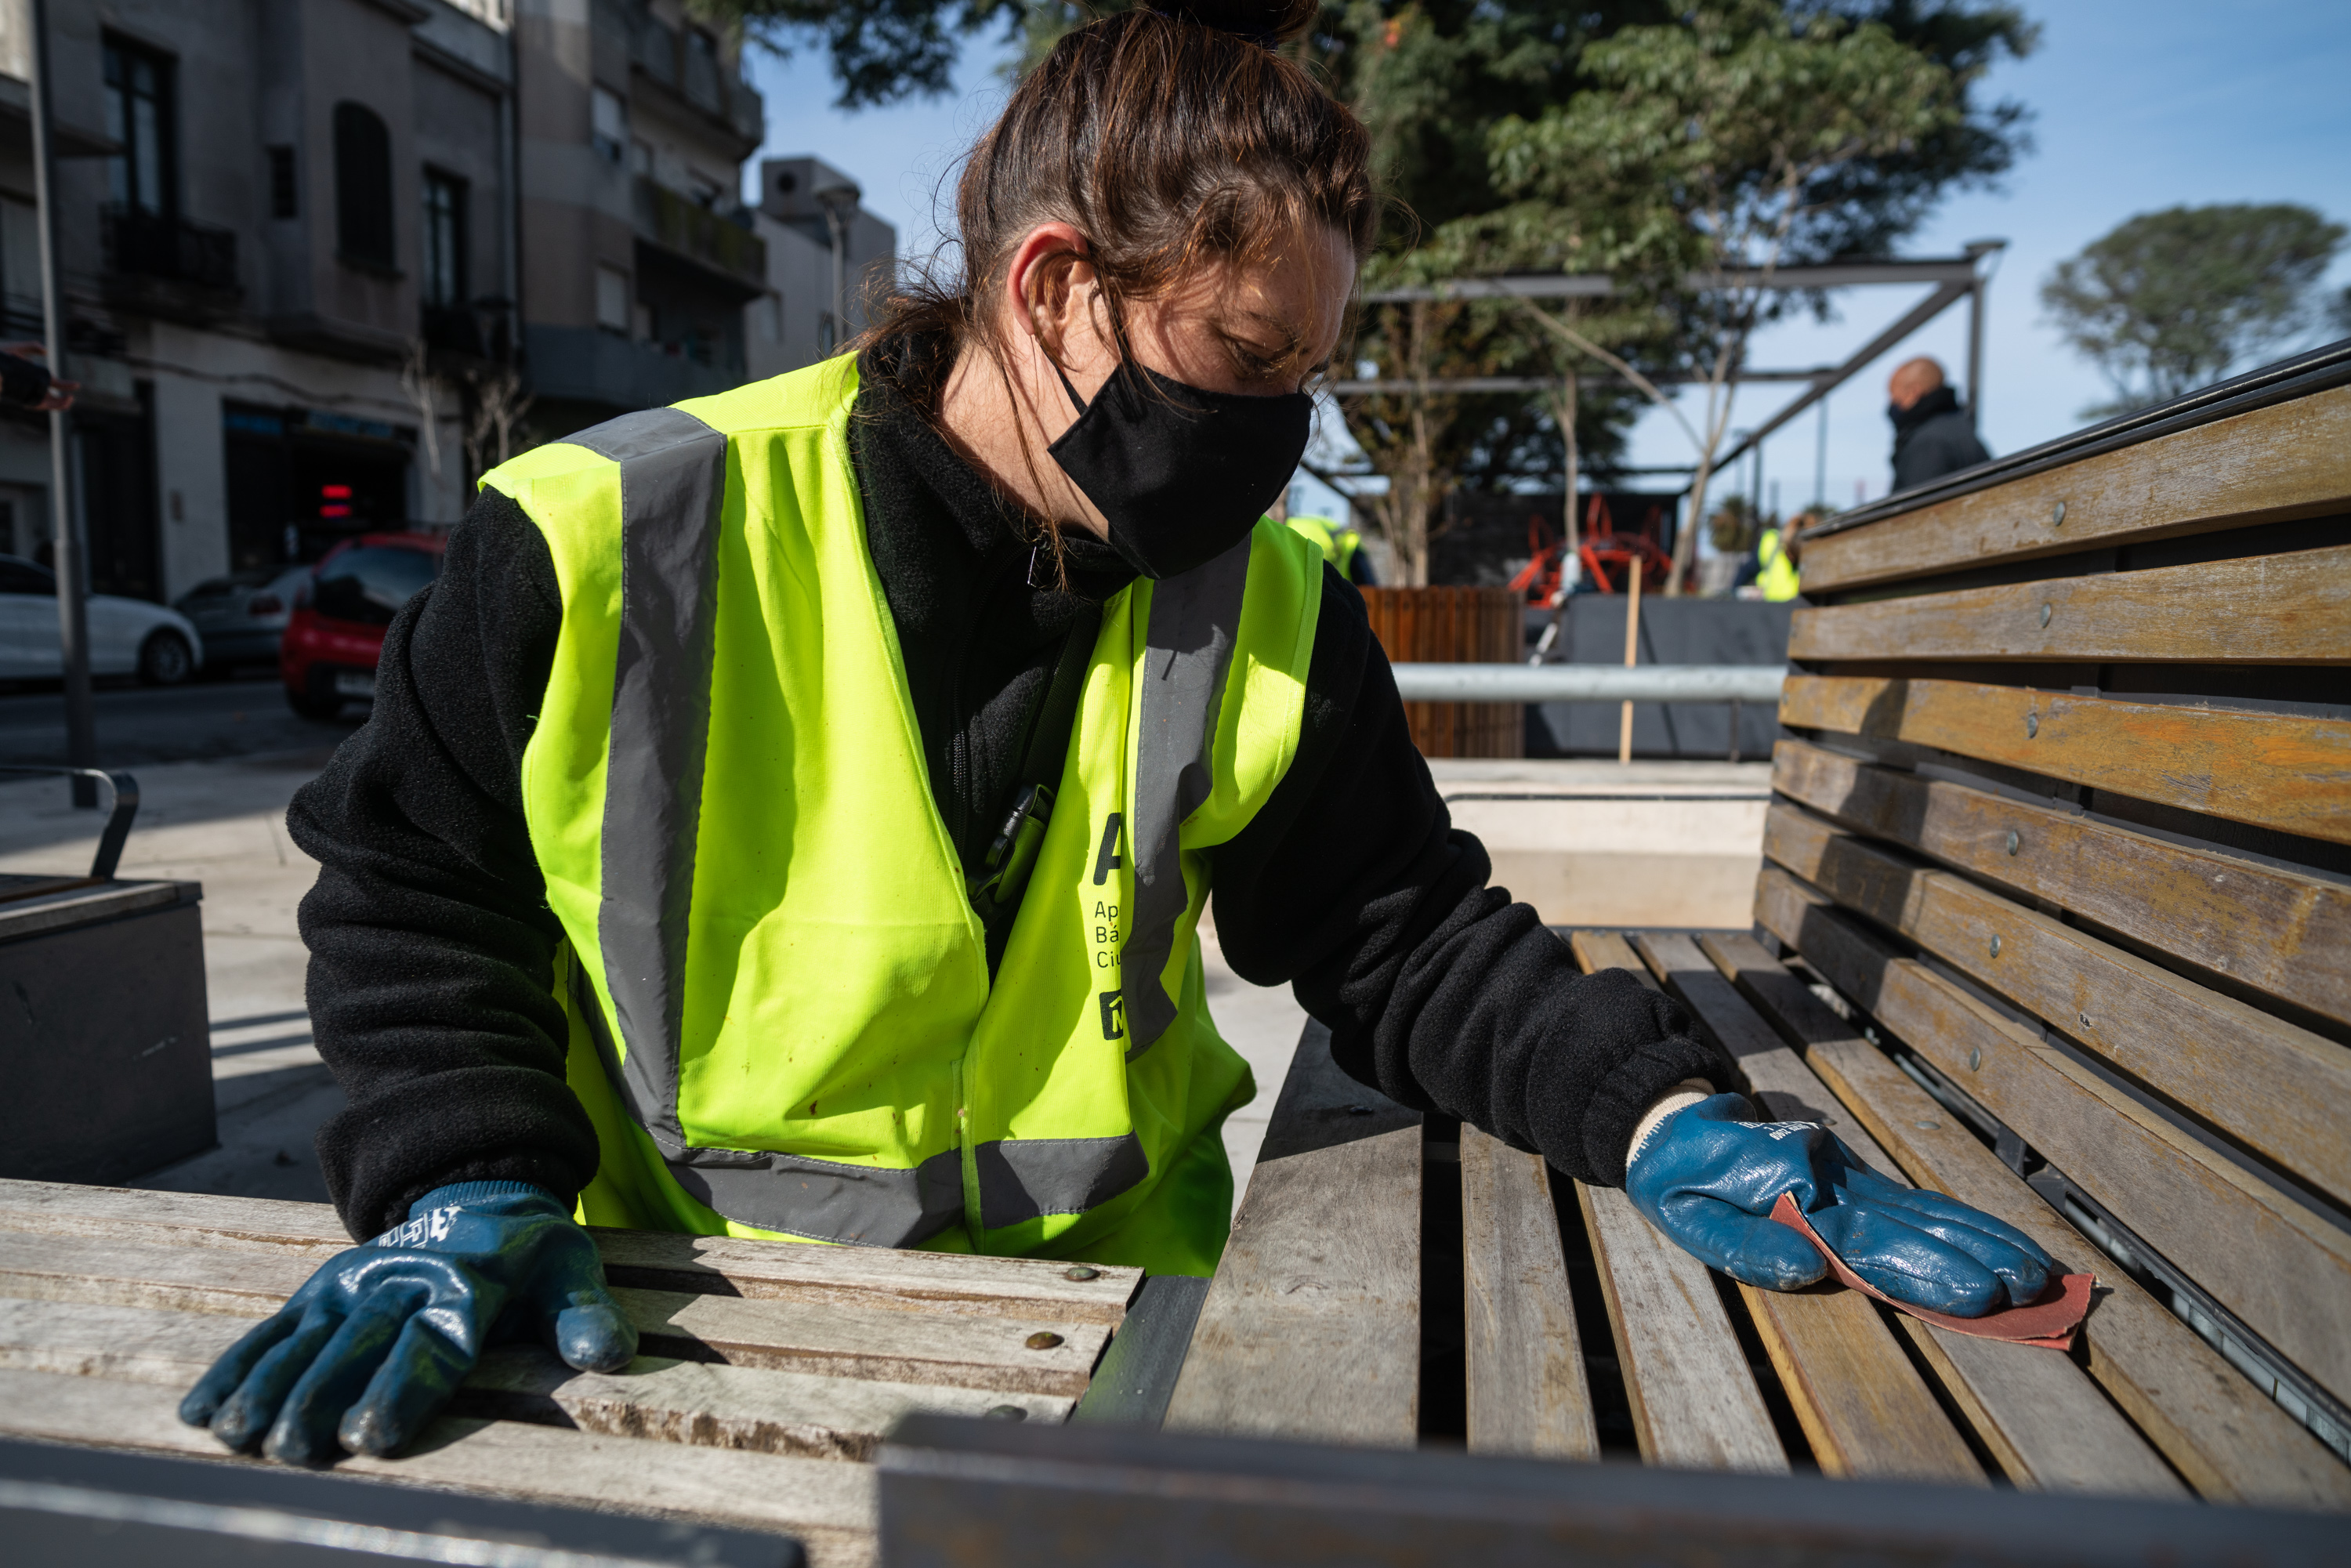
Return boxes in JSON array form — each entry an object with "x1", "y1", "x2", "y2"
[
  {"x1": 695, "y1": 1, "x2": 1026, "y2": 108},
  {"x1": 696, "y1": 1, "x2": 2033, "y2": 590},
  {"x1": 2041, "y1": 204, "x2": 2347, "y2": 416},
  {"x1": 1475, "y1": 0, "x2": 1989, "y2": 592}
]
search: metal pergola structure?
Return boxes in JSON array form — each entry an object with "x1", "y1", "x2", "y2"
[{"x1": 1321, "y1": 247, "x2": 2005, "y2": 498}]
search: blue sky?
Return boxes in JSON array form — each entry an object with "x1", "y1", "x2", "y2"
[{"x1": 748, "y1": 1, "x2": 2351, "y2": 527}]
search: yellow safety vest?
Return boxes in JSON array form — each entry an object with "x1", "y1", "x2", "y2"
[
  {"x1": 481, "y1": 355, "x2": 1324, "y2": 1276},
  {"x1": 1755, "y1": 528, "x2": 1801, "y2": 602},
  {"x1": 1288, "y1": 515, "x2": 1360, "y2": 580}
]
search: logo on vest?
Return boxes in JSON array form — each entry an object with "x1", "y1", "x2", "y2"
[
  {"x1": 1093, "y1": 813, "x2": 1124, "y2": 885},
  {"x1": 1099, "y1": 990, "x2": 1125, "y2": 1041}
]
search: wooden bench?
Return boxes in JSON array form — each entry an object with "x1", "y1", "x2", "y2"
[
  {"x1": 1164, "y1": 347, "x2": 2351, "y2": 1508},
  {"x1": 5, "y1": 356, "x2": 2344, "y2": 1554},
  {"x1": 0, "y1": 1178, "x2": 1150, "y2": 1566}
]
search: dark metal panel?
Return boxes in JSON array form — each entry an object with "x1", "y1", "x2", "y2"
[
  {"x1": 1070, "y1": 1273, "x2": 1212, "y2": 1428},
  {"x1": 881, "y1": 1414, "x2": 2342, "y2": 1567},
  {"x1": 0, "y1": 1437, "x2": 801, "y2": 1567},
  {"x1": 0, "y1": 893, "x2": 214, "y2": 1185}
]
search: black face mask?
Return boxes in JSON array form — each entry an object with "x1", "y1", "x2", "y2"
[{"x1": 1047, "y1": 359, "x2": 1314, "y2": 579}]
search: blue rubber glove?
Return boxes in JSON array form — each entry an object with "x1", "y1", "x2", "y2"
[
  {"x1": 1626, "y1": 1093, "x2": 2056, "y2": 1316},
  {"x1": 179, "y1": 1182, "x2": 636, "y2": 1463}
]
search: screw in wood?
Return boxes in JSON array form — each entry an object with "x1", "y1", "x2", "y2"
[
  {"x1": 1063, "y1": 1266, "x2": 1099, "y2": 1281},
  {"x1": 1968, "y1": 1047, "x2": 1983, "y2": 1071},
  {"x1": 1025, "y1": 1331, "x2": 1065, "y2": 1350},
  {"x1": 985, "y1": 1405, "x2": 1029, "y2": 1421},
  {"x1": 1990, "y1": 934, "x2": 2001, "y2": 957},
  {"x1": 2005, "y1": 830, "x2": 2020, "y2": 855},
  {"x1": 2039, "y1": 603, "x2": 2052, "y2": 628},
  {"x1": 1914, "y1": 1119, "x2": 1940, "y2": 1130},
  {"x1": 2052, "y1": 500, "x2": 2067, "y2": 525},
  {"x1": 2026, "y1": 712, "x2": 2039, "y2": 738}
]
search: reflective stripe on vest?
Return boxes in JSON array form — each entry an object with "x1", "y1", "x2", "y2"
[
  {"x1": 1755, "y1": 528, "x2": 1801, "y2": 602},
  {"x1": 496, "y1": 357, "x2": 1319, "y2": 1261}
]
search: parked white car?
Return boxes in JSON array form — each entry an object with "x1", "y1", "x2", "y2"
[{"x1": 0, "y1": 554, "x2": 206, "y2": 684}]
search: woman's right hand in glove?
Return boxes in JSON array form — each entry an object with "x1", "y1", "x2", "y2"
[{"x1": 179, "y1": 1182, "x2": 636, "y2": 1464}]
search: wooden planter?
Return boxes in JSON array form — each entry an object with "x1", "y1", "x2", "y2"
[{"x1": 1358, "y1": 586, "x2": 1524, "y2": 759}]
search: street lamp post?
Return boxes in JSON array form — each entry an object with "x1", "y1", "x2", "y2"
[
  {"x1": 816, "y1": 180, "x2": 861, "y2": 353},
  {"x1": 29, "y1": 0, "x2": 96, "y2": 806}
]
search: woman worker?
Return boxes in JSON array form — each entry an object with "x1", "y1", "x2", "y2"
[{"x1": 183, "y1": 1, "x2": 2050, "y2": 1465}]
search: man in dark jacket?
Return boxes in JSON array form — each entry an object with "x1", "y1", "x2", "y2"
[{"x1": 1887, "y1": 357, "x2": 1988, "y2": 494}]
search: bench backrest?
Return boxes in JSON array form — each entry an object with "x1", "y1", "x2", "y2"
[{"x1": 1769, "y1": 344, "x2": 2351, "y2": 1458}]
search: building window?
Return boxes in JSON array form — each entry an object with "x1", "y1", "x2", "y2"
[
  {"x1": 629, "y1": 138, "x2": 653, "y2": 178},
  {"x1": 591, "y1": 87, "x2": 628, "y2": 163},
  {"x1": 422, "y1": 169, "x2": 469, "y2": 308},
  {"x1": 596, "y1": 265, "x2": 630, "y2": 334},
  {"x1": 333, "y1": 103, "x2": 396, "y2": 268},
  {"x1": 103, "y1": 36, "x2": 177, "y2": 217},
  {"x1": 268, "y1": 146, "x2": 298, "y2": 219}
]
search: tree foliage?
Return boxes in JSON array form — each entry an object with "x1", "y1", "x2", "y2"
[
  {"x1": 694, "y1": 1, "x2": 2036, "y2": 585},
  {"x1": 2040, "y1": 204, "x2": 2347, "y2": 416},
  {"x1": 694, "y1": 0, "x2": 1026, "y2": 108},
  {"x1": 1469, "y1": 0, "x2": 1985, "y2": 590}
]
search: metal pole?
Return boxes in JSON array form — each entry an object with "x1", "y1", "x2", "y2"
[
  {"x1": 1813, "y1": 392, "x2": 1828, "y2": 509},
  {"x1": 29, "y1": 0, "x2": 96, "y2": 806},
  {"x1": 1967, "y1": 276, "x2": 1986, "y2": 433},
  {"x1": 1617, "y1": 558, "x2": 1641, "y2": 766}
]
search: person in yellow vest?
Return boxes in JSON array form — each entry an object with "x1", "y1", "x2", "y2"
[
  {"x1": 1751, "y1": 514, "x2": 1806, "y2": 601},
  {"x1": 179, "y1": 1, "x2": 2049, "y2": 1466},
  {"x1": 1288, "y1": 512, "x2": 1376, "y2": 584}
]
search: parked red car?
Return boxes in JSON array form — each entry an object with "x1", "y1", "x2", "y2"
[{"x1": 281, "y1": 532, "x2": 447, "y2": 719}]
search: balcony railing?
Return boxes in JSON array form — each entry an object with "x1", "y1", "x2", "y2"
[
  {"x1": 631, "y1": 16, "x2": 763, "y2": 144},
  {"x1": 632, "y1": 178, "x2": 766, "y2": 289},
  {"x1": 102, "y1": 205, "x2": 240, "y2": 293}
]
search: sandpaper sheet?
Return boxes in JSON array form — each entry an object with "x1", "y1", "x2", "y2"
[{"x1": 1769, "y1": 1193, "x2": 2096, "y2": 1349}]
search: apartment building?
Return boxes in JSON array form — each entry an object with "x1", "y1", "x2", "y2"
[
  {"x1": 746, "y1": 154, "x2": 894, "y2": 382},
  {"x1": 2, "y1": 0, "x2": 919, "y2": 605},
  {"x1": 1, "y1": 0, "x2": 518, "y2": 600},
  {"x1": 516, "y1": 0, "x2": 770, "y2": 436}
]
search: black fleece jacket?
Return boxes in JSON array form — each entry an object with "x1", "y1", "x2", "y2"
[
  {"x1": 290, "y1": 346, "x2": 1715, "y2": 1239},
  {"x1": 1890, "y1": 385, "x2": 1991, "y2": 494}
]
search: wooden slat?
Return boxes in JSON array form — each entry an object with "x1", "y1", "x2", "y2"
[
  {"x1": 0, "y1": 1231, "x2": 1107, "y2": 1396},
  {"x1": 1706, "y1": 931, "x2": 2351, "y2": 1509},
  {"x1": 0, "y1": 1296, "x2": 1070, "y2": 1462},
  {"x1": 0, "y1": 1179, "x2": 1143, "y2": 1324},
  {"x1": 1161, "y1": 1021, "x2": 1422, "y2": 1447},
  {"x1": 1799, "y1": 383, "x2": 2351, "y2": 594},
  {"x1": 1570, "y1": 932, "x2": 1788, "y2": 1474},
  {"x1": 1762, "y1": 801, "x2": 2351, "y2": 1204},
  {"x1": 1779, "y1": 675, "x2": 2351, "y2": 846},
  {"x1": 1636, "y1": 930, "x2": 2132, "y2": 1492},
  {"x1": 1770, "y1": 737, "x2": 2351, "y2": 1027},
  {"x1": 1458, "y1": 1125, "x2": 1597, "y2": 1459},
  {"x1": 1572, "y1": 1180, "x2": 1788, "y2": 1474},
  {"x1": 1569, "y1": 929, "x2": 1663, "y2": 990},
  {"x1": 1753, "y1": 869, "x2": 2351, "y2": 1407},
  {"x1": 0, "y1": 1366, "x2": 876, "y2": 1568},
  {"x1": 1790, "y1": 544, "x2": 2351, "y2": 664}
]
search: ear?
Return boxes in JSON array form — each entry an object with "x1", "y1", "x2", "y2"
[{"x1": 1004, "y1": 222, "x2": 1097, "y2": 365}]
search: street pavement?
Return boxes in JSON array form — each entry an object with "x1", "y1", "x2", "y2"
[
  {"x1": 2, "y1": 696, "x2": 1310, "y2": 1225},
  {"x1": 0, "y1": 670, "x2": 363, "y2": 770}
]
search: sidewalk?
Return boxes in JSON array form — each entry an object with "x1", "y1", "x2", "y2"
[
  {"x1": 0, "y1": 750, "x2": 1313, "y2": 1221},
  {"x1": 2, "y1": 752, "x2": 1766, "y2": 1226},
  {"x1": 0, "y1": 751, "x2": 339, "y2": 1205}
]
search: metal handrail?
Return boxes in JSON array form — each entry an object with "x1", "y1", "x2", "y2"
[
  {"x1": 1389, "y1": 664, "x2": 1788, "y2": 704},
  {"x1": 0, "y1": 766, "x2": 140, "y2": 879}
]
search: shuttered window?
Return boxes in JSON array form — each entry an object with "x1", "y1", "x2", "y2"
[{"x1": 333, "y1": 102, "x2": 395, "y2": 268}]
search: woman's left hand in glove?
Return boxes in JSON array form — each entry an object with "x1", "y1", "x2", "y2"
[{"x1": 1626, "y1": 1090, "x2": 2056, "y2": 1316}]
